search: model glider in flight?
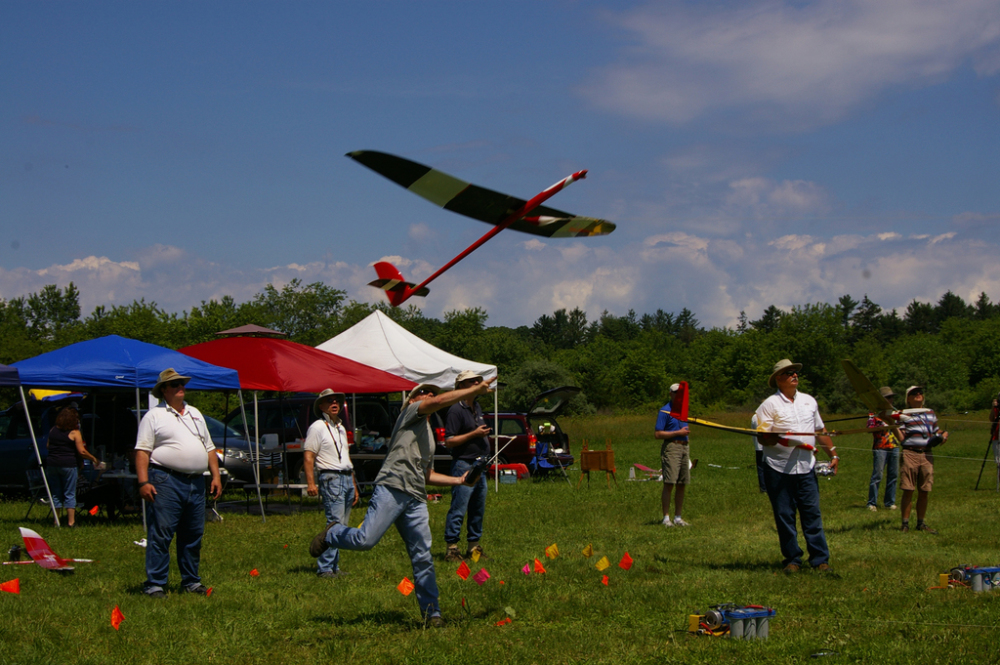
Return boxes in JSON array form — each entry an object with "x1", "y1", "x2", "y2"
[
  {"x1": 2, "y1": 528, "x2": 93, "y2": 571},
  {"x1": 347, "y1": 150, "x2": 616, "y2": 307}
]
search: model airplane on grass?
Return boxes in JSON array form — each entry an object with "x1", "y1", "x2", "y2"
[
  {"x1": 2, "y1": 528, "x2": 93, "y2": 572},
  {"x1": 347, "y1": 150, "x2": 616, "y2": 307}
]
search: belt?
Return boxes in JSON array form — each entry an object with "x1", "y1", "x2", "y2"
[
  {"x1": 150, "y1": 463, "x2": 204, "y2": 479},
  {"x1": 902, "y1": 446, "x2": 928, "y2": 453},
  {"x1": 318, "y1": 468, "x2": 353, "y2": 476}
]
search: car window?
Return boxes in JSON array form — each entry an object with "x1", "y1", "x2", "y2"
[
  {"x1": 0, "y1": 413, "x2": 11, "y2": 438},
  {"x1": 205, "y1": 415, "x2": 244, "y2": 442},
  {"x1": 353, "y1": 403, "x2": 392, "y2": 437},
  {"x1": 498, "y1": 419, "x2": 525, "y2": 436}
]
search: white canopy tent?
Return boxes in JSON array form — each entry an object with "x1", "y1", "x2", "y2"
[
  {"x1": 317, "y1": 311, "x2": 506, "y2": 489},
  {"x1": 317, "y1": 311, "x2": 497, "y2": 386}
]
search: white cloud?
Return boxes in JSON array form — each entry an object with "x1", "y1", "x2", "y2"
[{"x1": 583, "y1": 0, "x2": 1000, "y2": 129}]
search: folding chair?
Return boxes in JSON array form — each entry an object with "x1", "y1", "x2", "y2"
[{"x1": 24, "y1": 469, "x2": 54, "y2": 520}]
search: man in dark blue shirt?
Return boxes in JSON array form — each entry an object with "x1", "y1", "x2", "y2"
[
  {"x1": 655, "y1": 383, "x2": 691, "y2": 527},
  {"x1": 443, "y1": 370, "x2": 492, "y2": 561}
]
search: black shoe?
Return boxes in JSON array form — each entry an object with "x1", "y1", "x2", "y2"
[
  {"x1": 427, "y1": 615, "x2": 445, "y2": 628},
  {"x1": 917, "y1": 523, "x2": 938, "y2": 534},
  {"x1": 444, "y1": 544, "x2": 463, "y2": 562},
  {"x1": 901, "y1": 523, "x2": 909, "y2": 533},
  {"x1": 144, "y1": 585, "x2": 166, "y2": 598},
  {"x1": 309, "y1": 520, "x2": 338, "y2": 558}
]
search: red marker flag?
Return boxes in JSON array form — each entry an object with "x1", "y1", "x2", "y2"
[
  {"x1": 0, "y1": 579, "x2": 20, "y2": 594},
  {"x1": 601, "y1": 575, "x2": 609, "y2": 586},
  {"x1": 111, "y1": 605, "x2": 125, "y2": 630},
  {"x1": 397, "y1": 577, "x2": 414, "y2": 596},
  {"x1": 619, "y1": 552, "x2": 634, "y2": 571},
  {"x1": 250, "y1": 569, "x2": 259, "y2": 577},
  {"x1": 206, "y1": 587, "x2": 214, "y2": 598},
  {"x1": 89, "y1": 505, "x2": 99, "y2": 516},
  {"x1": 456, "y1": 561, "x2": 471, "y2": 580},
  {"x1": 533, "y1": 559, "x2": 546, "y2": 574},
  {"x1": 495, "y1": 617, "x2": 512, "y2": 626}
]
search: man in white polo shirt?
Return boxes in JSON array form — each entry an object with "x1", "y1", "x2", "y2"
[
  {"x1": 135, "y1": 368, "x2": 222, "y2": 597},
  {"x1": 304, "y1": 389, "x2": 359, "y2": 578},
  {"x1": 755, "y1": 359, "x2": 839, "y2": 574}
]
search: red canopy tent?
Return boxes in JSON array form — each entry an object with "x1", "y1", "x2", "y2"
[
  {"x1": 179, "y1": 337, "x2": 415, "y2": 394},
  {"x1": 179, "y1": 337, "x2": 415, "y2": 520}
]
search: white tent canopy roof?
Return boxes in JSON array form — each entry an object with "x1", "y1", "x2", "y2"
[{"x1": 317, "y1": 311, "x2": 497, "y2": 390}]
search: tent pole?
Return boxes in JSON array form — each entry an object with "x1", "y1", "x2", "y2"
[
  {"x1": 494, "y1": 384, "x2": 499, "y2": 493},
  {"x1": 238, "y1": 390, "x2": 264, "y2": 521},
  {"x1": 137, "y1": 387, "x2": 147, "y2": 535},
  {"x1": 253, "y1": 391, "x2": 265, "y2": 523},
  {"x1": 20, "y1": 386, "x2": 59, "y2": 527}
]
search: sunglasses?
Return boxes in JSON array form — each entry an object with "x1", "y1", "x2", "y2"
[
  {"x1": 414, "y1": 389, "x2": 435, "y2": 396},
  {"x1": 166, "y1": 380, "x2": 186, "y2": 389},
  {"x1": 780, "y1": 370, "x2": 799, "y2": 378}
]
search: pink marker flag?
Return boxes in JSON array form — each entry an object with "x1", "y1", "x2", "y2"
[
  {"x1": 522, "y1": 563, "x2": 531, "y2": 576},
  {"x1": 111, "y1": 605, "x2": 125, "y2": 630},
  {"x1": 473, "y1": 568, "x2": 491, "y2": 586},
  {"x1": 456, "y1": 561, "x2": 471, "y2": 580},
  {"x1": 619, "y1": 552, "x2": 634, "y2": 571}
]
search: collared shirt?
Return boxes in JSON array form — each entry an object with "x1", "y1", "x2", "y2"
[
  {"x1": 375, "y1": 402, "x2": 435, "y2": 502},
  {"x1": 755, "y1": 390, "x2": 824, "y2": 475},
  {"x1": 868, "y1": 414, "x2": 897, "y2": 450},
  {"x1": 136, "y1": 401, "x2": 215, "y2": 474},
  {"x1": 445, "y1": 400, "x2": 488, "y2": 460},
  {"x1": 304, "y1": 415, "x2": 352, "y2": 472},
  {"x1": 897, "y1": 408, "x2": 939, "y2": 448},
  {"x1": 655, "y1": 401, "x2": 688, "y2": 445}
]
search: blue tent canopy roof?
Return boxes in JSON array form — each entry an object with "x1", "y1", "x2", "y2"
[
  {"x1": 11, "y1": 335, "x2": 240, "y2": 392},
  {"x1": 0, "y1": 363, "x2": 19, "y2": 387}
]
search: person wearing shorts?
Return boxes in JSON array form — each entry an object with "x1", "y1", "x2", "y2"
[
  {"x1": 898, "y1": 386, "x2": 947, "y2": 534},
  {"x1": 655, "y1": 383, "x2": 690, "y2": 527}
]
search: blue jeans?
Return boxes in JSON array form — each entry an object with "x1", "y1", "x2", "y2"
[
  {"x1": 144, "y1": 467, "x2": 206, "y2": 591},
  {"x1": 762, "y1": 464, "x2": 830, "y2": 568},
  {"x1": 444, "y1": 458, "x2": 486, "y2": 545},
  {"x1": 317, "y1": 472, "x2": 354, "y2": 574},
  {"x1": 325, "y1": 485, "x2": 439, "y2": 618},
  {"x1": 46, "y1": 466, "x2": 78, "y2": 509},
  {"x1": 867, "y1": 448, "x2": 899, "y2": 508}
]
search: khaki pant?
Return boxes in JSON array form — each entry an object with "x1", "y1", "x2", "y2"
[
  {"x1": 900, "y1": 448, "x2": 934, "y2": 492},
  {"x1": 661, "y1": 442, "x2": 690, "y2": 485}
]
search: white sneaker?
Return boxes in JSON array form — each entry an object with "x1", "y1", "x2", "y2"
[
  {"x1": 868, "y1": 505, "x2": 877, "y2": 512},
  {"x1": 888, "y1": 504, "x2": 898, "y2": 510},
  {"x1": 662, "y1": 517, "x2": 674, "y2": 527},
  {"x1": 673, "y1": 517, "x2": 690, "y2": 527}
]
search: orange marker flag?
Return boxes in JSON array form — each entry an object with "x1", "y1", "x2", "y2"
[
  {"x1": 595, "y1": 556, "x2": 610, "y2": 571},
  {"x1": 533, "y1": 558, "x2": 546, "y2": 574},
  {"x1": 582, "y1": 544, "x2": 594, "y2": 558},
  {"x1": 89, "y1": 505, "x2": 99, "y2": 516},
  {"x1": 111, "y1": 605, "x2": 125, "y2": 631},
  {"x1": 397, "y1": 577, "x2": 414, "y2": 596},
  {"x1": 545, "y1": 543, "x2": 559, "y2": 559},
  {"x1": 0, "y1": 579, "x2": 20, "y2": 595},
  {"x1": 456, "y1": 561, "x2": 471, "y2": 581},
  {"x1": 206, "y1": 587, "x2": 214, "y2": 598},
  {"x1": 601, "y1": 575, "x2": 609, "y2": 586},
  {"x1": 250, "y1": 569, "x2": 260, "y2": 577},
  {"x1": 619, "y1": 552, "x2": 634, "y2": 571}
]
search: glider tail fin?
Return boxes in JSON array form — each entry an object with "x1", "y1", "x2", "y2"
[
  {"x1": 670, "y1": 381, "x2": 689, "y2": 421},
  {"x1": 367, "y1": 261, "x2": 430, "y2": 307}
]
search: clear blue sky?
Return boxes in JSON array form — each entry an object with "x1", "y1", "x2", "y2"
[{"x1": 3, "y1": 1, "x2": 999, "y2": 329}]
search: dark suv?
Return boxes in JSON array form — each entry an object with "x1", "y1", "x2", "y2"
[{"x1": 485, "y1": 386, "x2": 579, "y2": 468}]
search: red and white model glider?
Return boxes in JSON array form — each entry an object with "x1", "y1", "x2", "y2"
[
  {"x1": 2, "y1": 528, "x2": 93, "y2": 571},
  {"x1": 347, "y1": 151, "x2": 616, "y2": 307}
]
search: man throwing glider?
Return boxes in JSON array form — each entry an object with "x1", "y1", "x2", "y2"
[
  {"x1": 655, "y1": 383, "x2": 691, "y2": 527},
  {"x1": 310, "y1": 377, "x2": 495, "y2": 627},
  {"x1": 755, "y1": 359, "x2": 839, "y2": 573},
  {"x1": 135, "y1": 368, "x2": 222, "y2": 597}
]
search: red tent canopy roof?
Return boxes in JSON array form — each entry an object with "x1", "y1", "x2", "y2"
[{"x1": 179, "y1": 337, "x2": 415, "y2": 394}]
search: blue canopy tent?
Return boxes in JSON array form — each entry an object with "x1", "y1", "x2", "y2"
[{"x1": 11, "y1": 336, "x2": 255, "y2": 525}]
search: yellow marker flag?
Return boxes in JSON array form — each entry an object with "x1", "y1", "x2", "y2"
[
  {"x1": 595, "y1": 556, "x2": 610, "y2": 571},
  {"x1": 545, "y1": 543, "x2": 559, "y2": 559},
  {"x1": 471, "y1": 548, "x2": 481, "y2": 563},
  {"x1": 582, "y1": 544, "x2": 594, "y2": 558}
]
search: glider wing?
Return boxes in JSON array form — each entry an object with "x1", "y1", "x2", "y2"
[
  {"x1": 19, "y1": 527, "x2": 75, "y2": 571},
  {"x1": 841, "y1": 359, "x2": 894, "y2": 415},
  {"x1": 347, "y1": 151, "x2": 616, "y2": 238}
]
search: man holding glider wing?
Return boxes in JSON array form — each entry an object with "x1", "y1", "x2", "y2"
[{"x1": 755, "y1": 359, "x2": 839, "y2": 574}]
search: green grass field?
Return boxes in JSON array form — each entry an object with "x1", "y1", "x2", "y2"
[{"x1": 1, "y1": 413, "x2": 998, "y2": 665}]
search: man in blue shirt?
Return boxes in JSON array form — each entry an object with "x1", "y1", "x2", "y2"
[{"x1": 655, "y1": 383, "x2": 691, "y2": 527}]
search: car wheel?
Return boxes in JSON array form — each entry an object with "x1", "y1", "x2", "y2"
[{"x1": 496, "y1": 455, "x2": 509, "y2": 466}]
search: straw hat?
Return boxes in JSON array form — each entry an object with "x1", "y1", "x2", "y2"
[
  {"x1": 454, "y1": 370, "x2": 484, "y2": 388},
  {"x1": 313, "y1": 388, "x2": 346, "y2": 417},
  {"x1": 152, "y1": 368, "x2": 191, "y2": 399},
  {"x1": 408, "y1": 384, "x2": 442, "y2": 402},
  {"x1": 768, "y1": 359, "x2": 802, "y2": 389},
  {"x1": 879, "y1": 386, "x2": 896, "y2": 399}
]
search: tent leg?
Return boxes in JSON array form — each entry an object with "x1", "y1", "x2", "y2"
[
  {"x1": 136, "y1": 388, "x2": 147, "y2": 535},
  {"x1": 20, "y1": 386, "x2": 60, "y2": 527},
  {"x1": 251, "y1": 391, "x2": 265, "y2": 522}
]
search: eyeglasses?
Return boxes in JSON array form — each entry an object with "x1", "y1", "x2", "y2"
[
  {"x1": 780, "y1": 370, "x2": 799, "y2": 378},
  {"x1": 415, "y1": 389, "x2": 435, "y2": 396},
  {"x1": 166, "y1": 380, "x2": 185, "y2": 389}
]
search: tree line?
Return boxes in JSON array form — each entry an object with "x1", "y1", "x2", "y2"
[{"x1": 3, "y1": 281, "x2": 1000, "y2": 416}]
